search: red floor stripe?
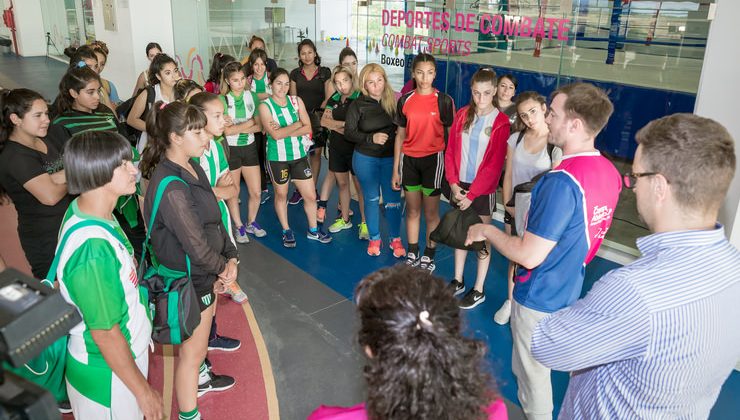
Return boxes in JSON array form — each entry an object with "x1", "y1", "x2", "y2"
[{"x1": 148, "y1": 297, "x2": 270, "y2": 419}]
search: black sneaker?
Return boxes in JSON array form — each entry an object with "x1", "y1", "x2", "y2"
[
  {"x1": 405, "y1": 252, "x2": 420, "y2": 267},
  {"x1": 449, "y1": 278, "x2": 465, "y2": 296},
  {"x1": 58, "y1": 401, "x2": 72, "y2": 414},
  {"x1": 198, "y1": 373, "x2": 236, "y2": 397},
  {"x1": 208, "y1": 334, "x2": 241, "y2": 352},
  {"x1": 459, "y1": 289, "x2": 486, "y2": 310},
  {"x1": 419, "y1": 255, "x2": 436, "y2": 273}
]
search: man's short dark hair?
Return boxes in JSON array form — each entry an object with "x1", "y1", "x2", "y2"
[
  {"x1": 64, "y1": 131, "x2": 133, "y2": 195},
  {"x1": 553, "y1": 82, "x2": 614, "y2": 136},
  {"x1": 636, "y1": 113, "x2": 735, "y2": 212}
]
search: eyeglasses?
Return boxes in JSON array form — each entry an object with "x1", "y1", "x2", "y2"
[{"x1": 623, "y1": 172, "x2": 668, "y2": 189}]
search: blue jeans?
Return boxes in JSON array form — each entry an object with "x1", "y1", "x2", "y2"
[{"x1": 352, "y1": 152, "x2": 401, "y2": 241}]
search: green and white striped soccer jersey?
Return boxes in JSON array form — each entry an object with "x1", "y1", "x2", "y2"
[
  {"x1": 263, "y1": 96, "x2": 311, "y2": 162},
  {"x1": 55, "y1": 200, "x2": 151, "y2": 409},
  {"x1": 194, "y1": 138, "x2": 234, "y2": 245},
  {"x1": 221, "y1": 90, "x2": 260, "y2": 147},
  {"x1": 250, "y1": 73, "x2": 272, "y2": 95}
]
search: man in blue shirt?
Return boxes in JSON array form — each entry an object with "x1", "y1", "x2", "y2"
[
  {"x1": 467, "y1": 83, "x2": 622, "y2": 419},
  {"x1": 531, "y1": 113, "x2": 740, "y2": 418}
]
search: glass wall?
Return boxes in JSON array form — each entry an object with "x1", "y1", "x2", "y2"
[
  {"x1": 40, "y1": 0, "x2": 96, "y2": 60},
  {"x1": 171, "y1": 0, "x2": 714, "y2": 251},
  {"x1": 353, "y1": 0, "x2": 714, "y2": 251},
  {"x1": 171, "y1": 0, "x2": 318, "y2": 85}
]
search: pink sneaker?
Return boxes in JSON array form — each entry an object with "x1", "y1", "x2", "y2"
[
  {"x1": 389, "y1": 237, "x2": 406, "y2": 258},
  {"x1": 367, "y1": 239, "x2": 381, "y2": 256}
]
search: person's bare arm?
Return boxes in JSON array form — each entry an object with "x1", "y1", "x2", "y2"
[
  {"x1": 259, "y1": 103, "x2": 302, "y2": 140},
  {"x1": 91, "y1": 326, "x2": 163, "y2": 419},
  {"x1": 466, "y1": 225, "x2": 556, "y2": 269},
  {"x1": 126, "y1": 90, "x2": 149, "y2": 132},
  {"x1": 212, "y1": 173, "x2": 237, "y2": 200},
  {"x1": 23, "y1": 173, "x2": 67, "y2": 206}
]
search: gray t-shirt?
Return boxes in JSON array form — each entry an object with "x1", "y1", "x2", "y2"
[{"x1": 507, "y1": 131, "x2": 563, "y2": 188}]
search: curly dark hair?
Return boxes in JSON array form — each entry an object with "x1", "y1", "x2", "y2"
[{"x1": 355, "y1": 265, "x2": 497, "y2": 420}]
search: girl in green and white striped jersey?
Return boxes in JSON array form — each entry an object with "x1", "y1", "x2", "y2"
[
  {"x1": 220, "y1": 62, "x2": 266, "y2": 243},
  {"x1": 259, "y1": 68, "x2": 331, "y2": 248},
  {"x1": 57, "y1": 131, "x2": 162, "y2": 419},
  {"x1": 246, "y1": 49, "x2": 272, "y2": 101},
  {"x1": 190, "y1": 91, "x2": 249, "y2": 303}
]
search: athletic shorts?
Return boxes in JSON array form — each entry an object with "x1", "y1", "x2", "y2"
[
  {"x1": 227, "y1": 141, "x2": 260, "y2": 170},
  {"x1": 67, "y1": 353, "x2": 148, "y2": 419},
  {"x1": 458, "y1": 182, "x2": 496, "y2": 217},
  {"x1": 400, "y1": 152, "x2": 444, "y2": 196},
  {"x1": 198, "y1": 289, "x2": 216, "y2": 312},
  {"x1": 267, "y1": 156, "x2": 312, "y2": 185},
  {"x1": 329, "y1": 145, "x2": 354, "y2": 173}
]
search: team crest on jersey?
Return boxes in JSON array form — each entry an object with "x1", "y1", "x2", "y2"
[
  {"x1": 484, "y1": 127, "x2": 492, "y2": 136},
  {"x1": 304, "y1": 168, "x2": 312, "y2": 177}
]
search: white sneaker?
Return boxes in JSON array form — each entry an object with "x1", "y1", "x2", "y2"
[{"x1": 493, "y1": 299, "x2": 512, "y2": 325}]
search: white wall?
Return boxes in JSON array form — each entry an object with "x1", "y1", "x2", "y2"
[
  {"x1": 90, "y1": 0, "x2": 175, "y2": 97},
  {"x1": 318, "y1": 0, "x2": 351, "y2": 39},
  {"x1": 694, "y1": 0, "x2": 740, "y2": 248},
  {"x1": 11, "y1": 0, "x2": 46, "y2": 56}
]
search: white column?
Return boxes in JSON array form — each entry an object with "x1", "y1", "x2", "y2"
[
  {"x1": 694, "y1": 0, "x2": 740, "y2": 248},
  {"x1": 12, "y1": 0, "x2": 46, "y2": 56},
  {"x1": 90, "y1": 0, "x2": 175, "y2": 97}
]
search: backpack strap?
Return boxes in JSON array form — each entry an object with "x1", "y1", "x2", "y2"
[
  {"x1": 515, "y1": 130, "x2": 526, "y2": 147},
  {"x1": 140, "y1": 175, "x2": 191, "y2": 278},
  {"x1": 145, "y1": 86, "x2": 156, "y2": 113},
  {"x1": 43, "y1": 219, "x2": 128, "y2": 287}
]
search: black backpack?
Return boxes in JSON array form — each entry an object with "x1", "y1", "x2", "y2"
[{"x1": 116, "y1": 86, "x2": 155, "y2": 145}]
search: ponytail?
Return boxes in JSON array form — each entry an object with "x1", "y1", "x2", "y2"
[
  {"x1": 56, "y1": 67, "x2": 101, "y2": 116},
  {"x1": 140, "y1": 101, "x2": 207, "y2": 179},
  {"x1": 0, "y1": 88, "x2": 47, "y2": 199},
  {"x1": 64, "y1": 45, "x2": 98, "y2": 70}
]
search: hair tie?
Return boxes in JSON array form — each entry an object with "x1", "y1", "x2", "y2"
[
  {"x1": 77, "y1": 60, "x2": 86, "y2": 68},
  {"x1": 416, "y1": 310, "x2": 432, "y2": 330},
  {"x1": 159, "y1": 102, "x2": 167, "y2": 110}
]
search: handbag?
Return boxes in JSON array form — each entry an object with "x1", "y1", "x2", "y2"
[
  {"x1": 138, "y1": 175, "x2": 201, "y2": 345},
  {"x1": 430, "y1": 205, "x2": 486, "y2": 251}
]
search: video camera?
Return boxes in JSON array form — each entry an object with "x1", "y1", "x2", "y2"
[{"x1": 0, "y1": 268, "x2": 81, "y2": 419}]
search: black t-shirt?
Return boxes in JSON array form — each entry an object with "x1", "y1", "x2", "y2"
[
  {"x1": 289, "y1": 66, "x2": 331, "y2": 113},
  {"x1": 325, "y1": 90, "x2": 360, "y2": 154},
  {"x1": 0, "y1": 140, "x2": 72, "y2": 235}
]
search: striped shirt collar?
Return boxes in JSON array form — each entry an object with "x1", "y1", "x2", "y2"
[{"x1": 637, "y1": 224, "x2": 725, "y2": 254}]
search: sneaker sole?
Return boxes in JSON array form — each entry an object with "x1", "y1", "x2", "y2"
[
  {"x1": 288, "y1": 200, "x2": 303, "y2": 205},
  {"x1": 452, "y1": 287, "x2": 466, "y2": 297},
  {"x1": 329, "y1": 224, "x2": 353, "y2": 233},
  {"x1": 235, "y1": 236, "x2": 250, "y2": 244},
  {"x1": 207, "y1": 342, "x2": 243, "y2": 352},
  {"x1": 459, "y1": 295, "x2": 486, "y2": 310},
  {"x1": 198, "y1": 381, "x2": 236, "y2": 397},
  {"x1": 389, "y1": 244, "x2": 406, "y2": 258},
  {"x1": 283, "y1": 241, "x2": 297, "y2": 248},
  {"x1": 247, "y1": 229, "x2": 267, "y2": 238},
  {"x1": 306, "y1": 235, "x2": 332, "y2": 243}
]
